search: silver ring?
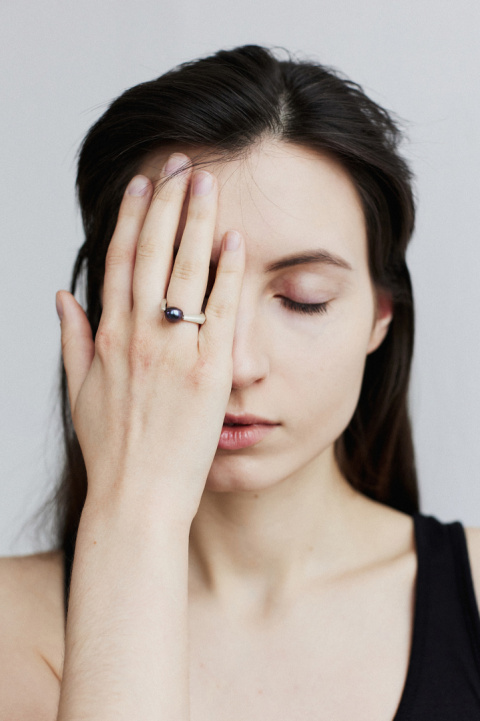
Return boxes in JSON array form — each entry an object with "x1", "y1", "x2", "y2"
[{"x1": 161, "y1": 298, "x2": 206, "y2": 325}]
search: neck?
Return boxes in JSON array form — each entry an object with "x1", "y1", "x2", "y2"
[{"x1": 188, "y1": 446, "x2": 374, "y2": 618}]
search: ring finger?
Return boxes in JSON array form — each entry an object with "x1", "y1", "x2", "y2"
[{"x1": 163, "y1": 169, "x2": 218, "y2": 332}]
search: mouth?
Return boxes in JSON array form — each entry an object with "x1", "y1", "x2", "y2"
[
  {"x1": 218, "y1": 421, "x2": 278, "y2": 450},
  {"x1": 222, "y1": 422, "x2": 269, "y2": 428}
]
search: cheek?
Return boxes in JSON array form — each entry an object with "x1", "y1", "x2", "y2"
[{"x1": 280, "y1": 302, "x2": 374, "y2": 436}]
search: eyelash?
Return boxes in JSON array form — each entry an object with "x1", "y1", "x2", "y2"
[
  {"x1": 279, "y1": 297, "x2": 330, "y2": 315},
  {"x1": 202, "y1": 287, "x2": 329, "y2": 316}
]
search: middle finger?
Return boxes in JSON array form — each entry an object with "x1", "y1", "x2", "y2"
[{"x1": 132, "y1": 153, "x2": 193, "y2": 319}]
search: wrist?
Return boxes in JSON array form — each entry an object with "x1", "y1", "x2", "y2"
[{"x1": 80, "y1": 491, "x2": 193, "y2": 543}]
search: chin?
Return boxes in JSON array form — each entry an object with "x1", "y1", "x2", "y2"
[{"x1": 204, "y1": 464, "x2": 277, "y2": 494}]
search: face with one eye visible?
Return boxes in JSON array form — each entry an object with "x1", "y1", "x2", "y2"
[{"x1": 135, "y1": 139, "x2": 393, "y2": 495}]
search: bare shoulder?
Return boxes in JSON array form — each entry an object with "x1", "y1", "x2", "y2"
[
  {"x1": 0, "y1": 549, "x2": 64, "y2": 593},
  {"x1": 463, "y1": 527, "x2": 480, "y2": 609},
  {"x1": 0, "y1": 551, "x2": 65, "y2": 720},
  {"x1": 0, "y1": 551, "x2": 65, "y2": 636}
]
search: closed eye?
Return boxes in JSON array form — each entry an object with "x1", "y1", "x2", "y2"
[
  {"x1": 187, "y1": 244, "x2": 332, "y2": 318},
  {"x1": 201, "y1": 290, "x2": 330, "y2": 316},
  {"x1": 279, "y1": 297, "x2": 330, "y2": 315}
]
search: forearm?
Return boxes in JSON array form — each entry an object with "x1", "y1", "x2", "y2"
[{"x1": 57, "y1": 496, "x2": 191, "y2": 721}]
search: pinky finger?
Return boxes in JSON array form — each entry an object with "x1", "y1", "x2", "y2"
[{"x1": 199, "y1": 230, "x2": 244, "y2": 356}]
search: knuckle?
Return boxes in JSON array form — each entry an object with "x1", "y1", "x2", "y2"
[
  {"x1": 187, "y1": 356, "x2": 217, "y2": 388},
  {"x1": 135, "y1": 239, "x2": 157, "y2": 260},
  {"x1": 192, "y1": 359, "x2": 230, "y2": 394},
  {"x1": 171, "y1": 256, "x2": 199, "y2": 282},
  {"x1": 95, "y1": 325, "x2": 123, "y2": 359},
  {"x1": 205, "y1": 298, "x2": 230, "y2": 320},
  {"x1": 219, "y1": 263, "x2": 241, "y2": 277},
  {"x1": 105, "y1": 246, "x2": 131, "y2": 269},
  {"x1": 187, "y1": 204, "x2": 211, "y2": 222}
]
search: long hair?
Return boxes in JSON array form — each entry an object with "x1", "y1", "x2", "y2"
[{"x1": 31, "y1": 44, "x2": 418, "y2": 600}]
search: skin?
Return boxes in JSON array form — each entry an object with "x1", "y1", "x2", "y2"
[
  {"x1": 126, "y1": 139, "x2": 400, "y2": 618},
  {"x1": 0, "y1": 140, "x2": 423, "y2": 721},
  {"x1": 4, "y1": 140, "x2": 480, "y2": 721}
]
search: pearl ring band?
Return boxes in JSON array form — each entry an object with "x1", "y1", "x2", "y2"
[{"x1": 161, "y1": 298, "x2": 206, "y2": 325}]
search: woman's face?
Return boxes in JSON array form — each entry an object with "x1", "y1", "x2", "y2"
[{"x1": 134, "y1": 140, "x2": 392, "y2": 493}]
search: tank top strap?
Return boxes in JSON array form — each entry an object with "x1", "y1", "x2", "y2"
[
  {"x1": 445, "y1": 517, "x2": 480, "y2": 670},
  {"x1": 414, "y1": 513, "x2": 480, "y2": 667},
  {"x1": 396, "y1": 512, "x2": 480, "y2": 719}
]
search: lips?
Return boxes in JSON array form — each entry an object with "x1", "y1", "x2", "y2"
[{"x1": 218, "y1": 421, "x2": 277, "y2": 449}]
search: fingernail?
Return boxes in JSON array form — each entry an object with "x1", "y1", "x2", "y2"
[
  {"x1": 193, "y1": 171, "x2": 213, "y2": 196},
  {"x1": 56, "y1": 294, "x2": 64, "y2": 321},
  {"x1": 164, "y1": 153, "x2": 188, "y2": 176},
  {"x1": 224, "y1": 231, "x2": 241, "y2": 251},
  {"x1": 126, "y1": 175, "x2": 150, "y2": 196}
]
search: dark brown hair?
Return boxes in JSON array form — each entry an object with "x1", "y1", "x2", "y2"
[{"x1": 30, "y1": 44, "x2": 418, "y2": 601}]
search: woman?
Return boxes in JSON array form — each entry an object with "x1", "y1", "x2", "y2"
[{"x1": 2, "y1": 44, "x2": 480, "y2": 720}]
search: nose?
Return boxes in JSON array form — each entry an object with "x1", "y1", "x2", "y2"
[{"x1": 230, "y1": 286, "x2": 270, "y2": 391}]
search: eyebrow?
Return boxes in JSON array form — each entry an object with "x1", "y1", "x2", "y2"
[
  {"x1": 174, "y1": 244, "x2": 353, "y2": 273},
  {"x1": 263, "y1": 249, "x2": 353, "y2": 273}
]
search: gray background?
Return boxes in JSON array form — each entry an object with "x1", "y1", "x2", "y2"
[{"x1": 1, "y1": 0, "x2": 479, "y2": 555}]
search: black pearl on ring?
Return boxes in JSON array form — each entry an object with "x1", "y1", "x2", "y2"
[{"x1": 164, "y1": 306, "x2": 184, "y2": 323}]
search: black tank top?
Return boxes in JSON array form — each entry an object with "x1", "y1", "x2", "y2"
[{"x1": 62, "y1": 512, "x2": 480, "y2": 718}]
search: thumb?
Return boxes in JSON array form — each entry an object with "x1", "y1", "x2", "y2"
[{"x1": 56, "y1": 290, "x2": 95, "y2": 413}]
